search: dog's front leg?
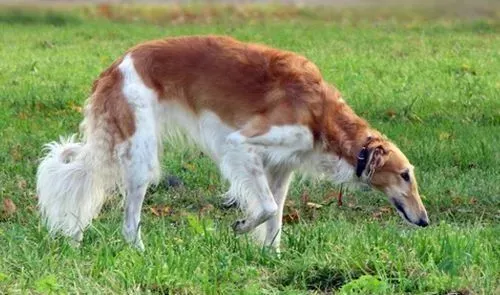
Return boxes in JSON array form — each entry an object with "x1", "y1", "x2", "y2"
[
  {"x1": 220, "y1": 143, "x2": 278, "y2": 235},
  {"x1": 263, "y1": 168, "x2": 293, "y2": 251}
]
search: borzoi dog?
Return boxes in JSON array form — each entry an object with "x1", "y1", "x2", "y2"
[{"x1": 37, "y1": 35, "x2": 429, "y2": 251}]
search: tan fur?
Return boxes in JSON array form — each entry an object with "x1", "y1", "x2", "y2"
[
  {"x1": 89, "y1": 57, "x2": 136, "y2": 147},
  {"x1": 129, "y1": 36, "x2": 320, "y2": 132}
]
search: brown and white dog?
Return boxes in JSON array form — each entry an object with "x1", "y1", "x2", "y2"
[{"x1": 37, "y1": 35, "x2": 429, "y2": 251}]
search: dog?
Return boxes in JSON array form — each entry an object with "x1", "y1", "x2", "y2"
[{"x1": 37, "y1": 35, "x2": 429, "y2": 251}]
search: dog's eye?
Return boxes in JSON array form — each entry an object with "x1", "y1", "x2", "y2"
[{"x1": 400, "y1": 172, "x2": 410, "y2": 182}]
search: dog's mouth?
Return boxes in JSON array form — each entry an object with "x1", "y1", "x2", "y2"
[
  {"x1": 391, "y1": 198, "x2": 412, "y2": 223},
  {"x1": 390, "y1": 198, "x2": 429, "y2": 227}
]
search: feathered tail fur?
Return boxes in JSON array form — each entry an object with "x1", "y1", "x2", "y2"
[{"x1": 37, "y1": 129, "x2": 118, "y2": 242}]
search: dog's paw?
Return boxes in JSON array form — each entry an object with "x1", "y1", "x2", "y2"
[
  {"x1": 134, "y1": 239, "x2": 145, "y2": 252},
  {"x1": 232, "y1": 219, "x2": 252, "y2": 234},
  {"x1": 69, "y1": 239, "x2": 81, "y2": 249},
  {"x1": 122, "y1": 226, "x2": 145, "y2": 252}
]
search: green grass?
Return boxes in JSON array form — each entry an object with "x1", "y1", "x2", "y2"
[{"x1": 1, "y1": 5, "x2": 499, "y2": 294}]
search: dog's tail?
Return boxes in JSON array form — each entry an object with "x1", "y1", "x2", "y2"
[{"x1": 37, "y1": 127, "x2": 119, "y2": 241}]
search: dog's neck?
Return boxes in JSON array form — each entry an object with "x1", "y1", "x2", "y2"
[{"x1": 316, "y1": 85, "x2": 383, "y2": 167}]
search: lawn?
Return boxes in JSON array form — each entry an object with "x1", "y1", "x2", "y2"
[{"x1": 0, "y1": 4, "x2": 499, "y2": 294}]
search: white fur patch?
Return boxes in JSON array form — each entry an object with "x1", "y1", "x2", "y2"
[{"x1": 118, "y1": 54, "x2": 160, "y2": 185}]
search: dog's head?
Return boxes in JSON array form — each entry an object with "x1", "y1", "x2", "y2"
[{"x1": 356, "y1": 138, "x2": 429, "y2": 227}]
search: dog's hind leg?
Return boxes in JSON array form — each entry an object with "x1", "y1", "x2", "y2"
[
  {"x1": 118, "y1": 107, "x2": 159, "y2": 252},
  {"x1": 121, "y1": 179, "x2": 149, "y2": 251},
  {"x1": 117, "y1": 96, "x2": 160, "y2": 251},
  {"x1": 118, "y1": 120, "x2": 159, "y2": 251},
  {"x1": 220, "y1": 145, "x2": 278, "y2": 235},
  {"x1": 117, "y1": 54, "x2": 161, "y2": 251}
]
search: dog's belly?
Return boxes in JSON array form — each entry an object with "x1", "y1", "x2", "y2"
[
  {"x1": 155, "y1": 101, "x2": 235, "y2": 162},
  {"x1": 155, "y1": 101, "x2": 312, "y2": 169}
]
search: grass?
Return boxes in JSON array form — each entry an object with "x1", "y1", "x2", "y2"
[{"x1": 0, "y1": 3, "x2": 499, "y2": 294}]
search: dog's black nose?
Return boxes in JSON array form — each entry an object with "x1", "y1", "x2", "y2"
[{"x1": 416, "y1": 218, "x2": 429, "y2": 227}]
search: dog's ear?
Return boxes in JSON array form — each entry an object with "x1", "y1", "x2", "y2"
[
  {"x1": 356, "y1": 145, "x2": 389, "y2": 178},
  {"x1": 369, "y1": 146, "x2": 388, "y2": 172}
]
